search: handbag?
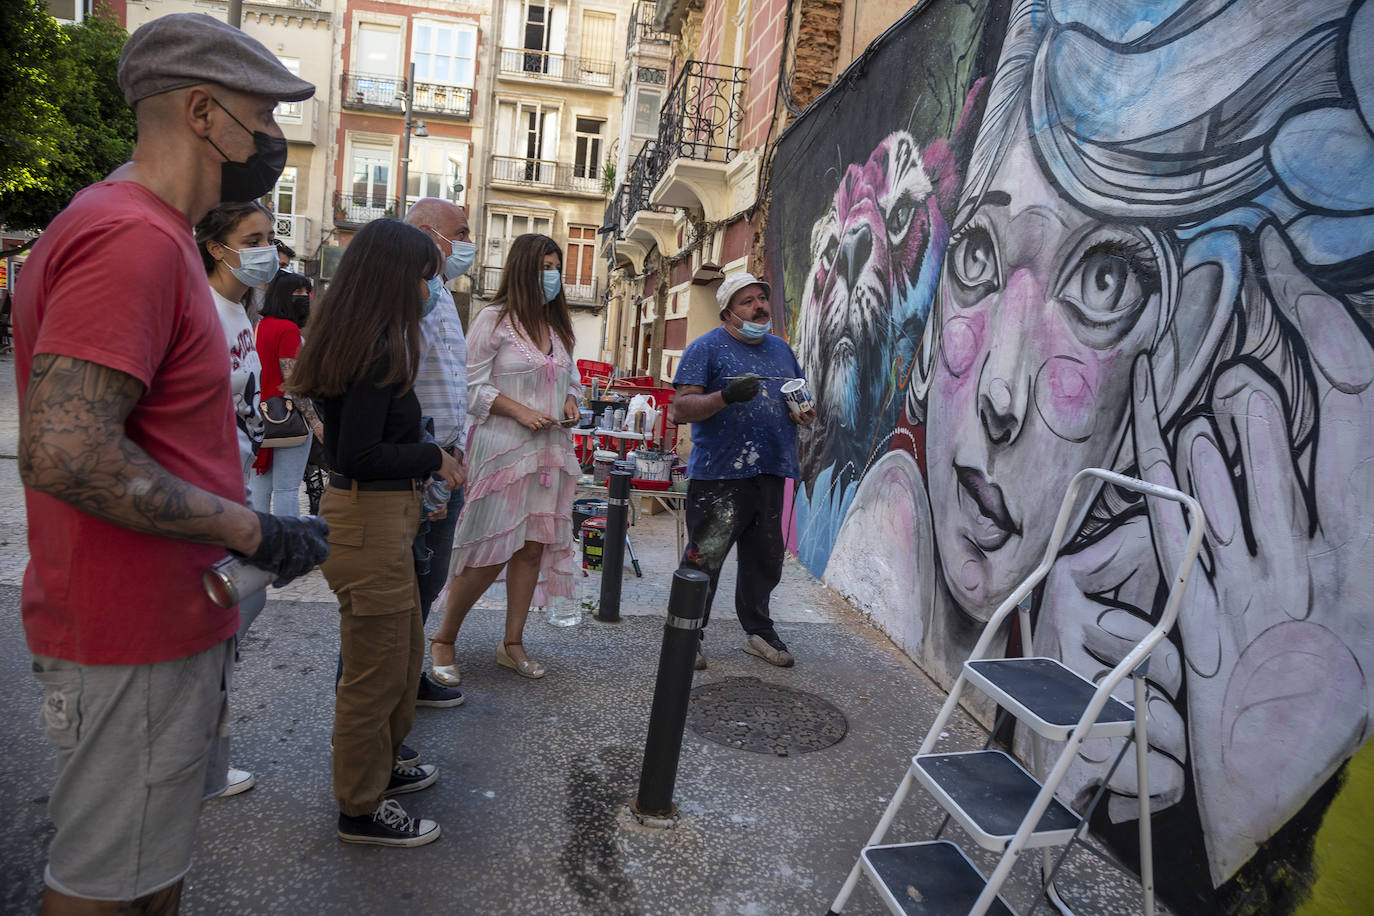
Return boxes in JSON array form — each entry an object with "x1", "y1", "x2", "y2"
[{"x1": 259, "y1": 395, "x2": 310, "y2": 448}]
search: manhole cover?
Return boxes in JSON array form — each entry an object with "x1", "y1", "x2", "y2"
[{"x1": 688, "y1": 677, "x2": 848, "y2": 755}]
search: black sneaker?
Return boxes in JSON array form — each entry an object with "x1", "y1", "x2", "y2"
[
  {"x1": 416, "y1": 673, "x2": 465, "y2": 708},
  {"x1": 383, "y1": 763, "x2": 438, "y2": 797},
  {"x1": 338, "y1": 799, "x2": 441, "y2": 847},
  {"x1": 396, "y1": 743, "x2": 420, "y2": 767},
  {"x1": 743, "y1": 632, "x2": 795, "y2": 667}
]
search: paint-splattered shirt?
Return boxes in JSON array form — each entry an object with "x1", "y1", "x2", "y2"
[{"x1": 674, "y1": 326, "x2": 804, "y2": 481}]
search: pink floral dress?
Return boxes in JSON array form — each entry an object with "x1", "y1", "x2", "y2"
[{"x1": 449, "y1": 306, "x2": 581, "y2": 601}]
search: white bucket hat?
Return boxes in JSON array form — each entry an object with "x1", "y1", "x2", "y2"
[{"x1": 716, "y1": 271, "x2": 772, "y2": 315}]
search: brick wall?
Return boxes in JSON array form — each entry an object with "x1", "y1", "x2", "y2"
[
  {"x1": 790, "y1": 0, "x2": 842, "y2": 109},
  {"x1": 741, "y1": 0, "x2": 788, "y2": 151}
]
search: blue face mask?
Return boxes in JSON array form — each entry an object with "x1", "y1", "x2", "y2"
[
  {"x1": 542, "y1": 268, "x2": 562, "y2": 304},
  {"x1": 736, "y1": 315, "x2": 771, "y2": 340},
  {"x1": 422, "y1": 275, "x2": 444, "y2": 316},
  {"x1": 445, "y1": 240, "x2": 476, "y2": 280}
]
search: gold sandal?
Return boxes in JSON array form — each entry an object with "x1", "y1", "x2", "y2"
[
  {"x1": 496, "y1": 641, "x2": 545, "y2": 679},
  {"x1": 429, "y1": 637, "x2": 461, "y2": 686}
]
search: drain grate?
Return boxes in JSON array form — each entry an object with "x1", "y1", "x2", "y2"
[{"x1": 688, "y1": 676, "x2": 848, "y2": 756}]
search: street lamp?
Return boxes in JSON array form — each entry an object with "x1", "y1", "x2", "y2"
[{"x1": 398, "y1": 62, "x2": 429, "y2": 213}]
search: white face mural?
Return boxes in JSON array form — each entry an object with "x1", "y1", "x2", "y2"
[{"x1": 811, "y1": 0, "x2": 1374, "y2": 903}]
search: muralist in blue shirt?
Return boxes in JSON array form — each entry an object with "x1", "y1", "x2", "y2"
[
  {"x1": 673, "y1": 326, "x2": 803, "y2": 480},
  {"x1": 670, "y1": 271, "x2": 816, "y2": 671}
]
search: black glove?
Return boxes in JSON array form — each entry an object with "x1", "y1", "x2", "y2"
[
  {"x1": 240, "y1": 511, "x2": 330, "y2": 587},
  {"x1": 721, "y1": 374, "x2": 761, "y2": 404}
]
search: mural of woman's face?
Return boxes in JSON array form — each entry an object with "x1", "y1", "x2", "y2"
[{"x1": 925, "y1": 135, "x2": 1165, "y2": 615}]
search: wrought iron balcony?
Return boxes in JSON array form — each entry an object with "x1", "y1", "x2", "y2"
[
  {"x1": 627, "y1": 0, "x2": 672, "y2": 52},
  {"x1": 497, "y1": 48, "x2": 614, "y2": 89},
  {"x1": 565, "y1": 277, "x2": 600, "y2": 304},
  {"x1": 649, "y1": 61, "x2": 748, "y2": 184},
  {"x1": 340, "y1": 71, "x2": 404, "y2": 111},
  {"x1": 489, "y1": 156, "x2": 603, "y2": 195},
  {"x1": 604, "y1": 141, "x2": 675, "y2": 240},
  {"x1": 411, "y1": 82, "x2": 473, "y2": 120},
  {"x1": 475, "y1": 266, "x2": 504, "y2": 298},
  {"x1": 333, "y1": 192, "x2": 399, "y2": 228}
]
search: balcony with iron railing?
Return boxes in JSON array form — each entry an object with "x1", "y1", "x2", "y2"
[
  {"x1": 602, "y1": 140, "x2": 676, "y2": 268},
  {"x1": 497, "y1": 48, "x2": 615, "y2": 89},
  {"x1": 411, "y1": 82, "x2": 473, "y2": 120},
  {"x1": 333, "y1": 191, "x2": 400, "y2": 228},
  {"x1": 627, "y1": 0, "x2": 672, "y2": 54},
  {"x1": 489, "y1": 156, "x2": 605, "y2": 196},
  {"x1": 340, "y1": 72, "x2": 404, "y2": 112},
  {"x1": 646, "y1": 60, "x2": 751, "y2": 221},
  {"x1": 564, "y1": 277, "x2": 600, "y2": 304},
  {"x1": 274, "y1": 214, "x2": 312, "y2": 250}
]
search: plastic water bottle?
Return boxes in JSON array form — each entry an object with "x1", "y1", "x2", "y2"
[
  {"x1": 545, "y1": 593, "x2": 582, "y2": 627},
  {"x1": 422, "y1": 474, "x2": 449, "y2": 514},
  {"x1": 577, "y1": 566, "x2": 602, "y2": 617}
]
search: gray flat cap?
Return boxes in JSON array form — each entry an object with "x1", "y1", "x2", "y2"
[{"x1": 118, "y1": 13, "x2": 316, "y2": 106}]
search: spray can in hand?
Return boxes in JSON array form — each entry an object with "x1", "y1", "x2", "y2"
[{"x1": 203, "y1": 556, "x2": 275, "y2": 609}]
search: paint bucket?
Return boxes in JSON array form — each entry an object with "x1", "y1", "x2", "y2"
[
  {"x1": 580, "y1": 516, "x2": 606, "y2": 570},
  {"x1": 614, "y1": 459, "x2": 636, "y2": 478},
  {"x1": 634, "y1": 449, "x2": 672, "y2": 482},
  {"x1": 592, "y1": 449, "x2": 617, "y2": 485},
  {"x1": 572, "y1": 497, "x2": 608, "y2": 539},
  {"x1": 781, "y1": 378, "x2": 815, "y2": 416}
]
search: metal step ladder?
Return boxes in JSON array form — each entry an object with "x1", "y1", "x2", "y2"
[{"x1": 828, "y1": 468, "x2": 1204, "y2": 916}]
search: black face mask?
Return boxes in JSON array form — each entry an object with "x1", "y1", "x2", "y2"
[{"x1": 208, "y1": 97, "x2": 288, "y2": 202}]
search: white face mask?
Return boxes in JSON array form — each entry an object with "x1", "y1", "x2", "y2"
[{"x1": 224, "y1": 244, "x2": 279, "y2": 287}]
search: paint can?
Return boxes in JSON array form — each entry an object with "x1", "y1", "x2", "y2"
[
  {"x1": 581, "y1": 516, "x2": 606, "y2": 570},
  {"x1": 593, "y1": 449, "x2": 617, "y2": 485},
  {"x1": 634, "y1": 449, "x2": 672, "y2": 482},
  {"x1": 781, "y1": 378, "x2": 815, "y2": 416},
  {"x1": 613, "y1": 408, "x2": 626, "y2": 430},
  {"x1": 572, "y1": 497, "x2": 608, "y2": 539}
]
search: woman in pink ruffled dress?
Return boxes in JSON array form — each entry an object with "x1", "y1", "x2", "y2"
[{"x1": 428, "y1": 234, "x2": 581, "y2": 680}]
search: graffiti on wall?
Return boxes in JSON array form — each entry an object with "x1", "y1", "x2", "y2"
[{"x1": 768, "y1": 0, "x2": 1374, "y2": 910}]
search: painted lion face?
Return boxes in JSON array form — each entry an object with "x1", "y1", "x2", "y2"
[{"x1": 796, "y1": 130, "x2": 951, "y2": 480}]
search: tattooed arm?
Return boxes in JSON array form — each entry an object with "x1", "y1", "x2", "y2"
[{"x1": 19, "y1": 354, "x2": 262, "y2": 554}]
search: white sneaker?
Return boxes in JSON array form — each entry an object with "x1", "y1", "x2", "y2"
[{"x1": 218, "y1": 767, "x2": 256, "y2": 797}]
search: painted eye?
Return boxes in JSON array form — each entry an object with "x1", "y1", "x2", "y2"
[
  {"x1": 886, "y1": 199, "x2": 915, "y2": 240},
  {"x1": 821, "y1": 235, "x2": 839, "y2": 268},
  {"x1": 1079, "y1": 250, "x2": 1132, "y2": 313},
  {"x1": 1056, "y1": 238, "x2": 1158, "y2": 348},
  {"x1": 948, "y1": 225, "x2": 999, "y2": 296}
]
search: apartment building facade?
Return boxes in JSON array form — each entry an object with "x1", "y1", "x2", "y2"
[
  {"x1": 471, "y1": 0, "x2": 634, "y2": 358},
  {"x1": 122, "y1": 0, "x2": 338, "y2": 273}
]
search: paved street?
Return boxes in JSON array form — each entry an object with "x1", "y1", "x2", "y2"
[{"x1": 0, "y1": 354, "x2": 1155, "y2": 914}]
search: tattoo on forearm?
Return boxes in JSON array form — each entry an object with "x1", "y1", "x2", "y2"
[
  {"x1": 19, "y1": 354, "x2": 239, "y2": 545},
  {"x1": 280, "y1": 356, "x2": 296, "y2": 381}
]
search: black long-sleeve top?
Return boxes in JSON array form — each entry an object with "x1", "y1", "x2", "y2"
[{"x1": 317, "y1": 362, "x2": 443, "y2": 481}]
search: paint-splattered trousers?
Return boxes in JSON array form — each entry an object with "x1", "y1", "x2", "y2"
[{"x1": 681, "y1": 474, "x2": 786, "y2": 639}]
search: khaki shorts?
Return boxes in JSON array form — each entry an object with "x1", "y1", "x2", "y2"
[{"x1": 32, "y1": 639, "x2": 234, "y2": 901}]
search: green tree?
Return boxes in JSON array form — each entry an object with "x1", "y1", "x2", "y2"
[{"x1": 0, "y1": 2, "x2": 135, "y2": 234}]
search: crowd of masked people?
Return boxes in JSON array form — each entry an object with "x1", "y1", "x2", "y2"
[{"x1": 10, "y1": 13, "x2": 812, "y2": 913}]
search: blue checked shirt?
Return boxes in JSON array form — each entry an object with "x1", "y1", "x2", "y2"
[{"x1": 413, "y1": 285, "x2": 468, "y2": 450}]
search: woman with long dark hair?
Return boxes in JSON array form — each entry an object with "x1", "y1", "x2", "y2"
[
  {"x1": 289, "y1": 218, "x2": 463, "y2": 847},
  {"x1": 250, "y1": 271, "x2": 315, "y2": 516},
  {"x1": 428, "y1": 233, "x2": 580, "y2": 681}
]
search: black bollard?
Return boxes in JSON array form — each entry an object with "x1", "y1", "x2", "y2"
[
  {"x1": 596, "y1": 469, "x2": 631, "y2": 622},
  {"x1": 633, "y1": 567, "x2": 710, "y2": 819}
]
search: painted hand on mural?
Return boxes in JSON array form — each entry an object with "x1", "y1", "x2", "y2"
[{"x1": 1042, "y1": 227, "x2": 1374, "y2": 882}]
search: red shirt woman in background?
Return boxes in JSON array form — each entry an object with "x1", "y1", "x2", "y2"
[{"x1": 250, "y1": 272, "x2": 317, "y2": 515}]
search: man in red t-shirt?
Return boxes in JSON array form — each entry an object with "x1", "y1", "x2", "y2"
[{"x1": 12, "y1": 14, "x2": 328, "y2": 914}]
